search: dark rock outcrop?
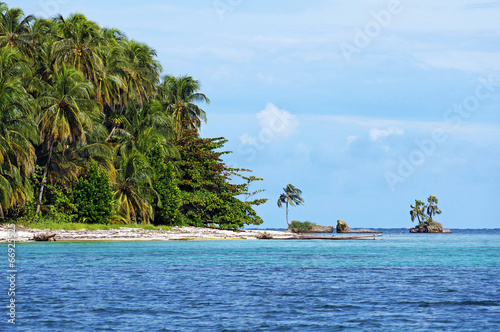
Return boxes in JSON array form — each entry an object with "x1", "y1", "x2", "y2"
[
  {"x1": 336, "y1": 220, "x2": 352, "y2": 233},
  {"x1": 410, "y1": 222, "x2": 450, "y2": 233},
  {"x1": 336, "y1": 220, "x2": 380, "y2": 233}
]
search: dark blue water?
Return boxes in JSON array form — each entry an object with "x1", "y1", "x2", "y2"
[{"x1": 2, "y1": 229, "x2": 499, "y2": 331}]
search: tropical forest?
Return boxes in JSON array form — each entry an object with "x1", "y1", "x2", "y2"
[{"x1": 0, "y1": 3, "x2": 267, "y2": 229}]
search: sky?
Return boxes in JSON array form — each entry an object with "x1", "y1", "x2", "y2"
[{"x1": 13, "y1": 0, "x2": 500, "y2": 229}]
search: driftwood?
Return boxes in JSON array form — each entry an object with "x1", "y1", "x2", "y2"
[
  {"x1": 33, "y1": 233, "x2": 57, "y2": 241},
  {"x1": 257, "y1": 232, "x2": 274, "y2": 239},
  {"x1": 293, "y1": 233, "x2": 383, "y2": 240}
]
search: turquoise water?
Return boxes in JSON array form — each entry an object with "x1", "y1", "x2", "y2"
[{"x1": 2, "y1": 229, "x2": 499, "y2": 331}]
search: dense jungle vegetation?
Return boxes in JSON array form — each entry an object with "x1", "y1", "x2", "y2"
[{"x1": 0, "y1": 3, "x2": 267, "y2": 229}]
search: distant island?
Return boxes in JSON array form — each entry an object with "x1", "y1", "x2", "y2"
[{"x1": 409, "y1": 195, "x2": 451, "y2": 233}]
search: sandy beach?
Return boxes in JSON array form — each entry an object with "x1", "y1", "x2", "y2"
[{"x1": 0, "y1": 225, "x2": 296, "y2": 242}]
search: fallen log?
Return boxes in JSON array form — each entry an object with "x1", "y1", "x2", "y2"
[{"x1": 33, "y1": 233, "x2": 57, "y2": 241}]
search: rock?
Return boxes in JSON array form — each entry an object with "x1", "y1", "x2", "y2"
[
  {"x1": 409, "y1": 222, "x2": 449, "y2": 233},
  {"x1": 336, "y1": 220, "x2": 380, "y2": 233},
  {"x1": 336, "y1": 220, "x2": 352, "y2": 233}
]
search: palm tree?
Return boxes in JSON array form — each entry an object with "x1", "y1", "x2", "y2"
[
  {"x1": 119, "y1": 40, "x2": 161, "y2": 107},
  {"x1": 112, "y1": 101, "x2": 177, "y2": 157},
  {"x1": 426, "y1": 195, "x2": 441, "y2": 222},
  {"x1": 35, "y1": 65, "x2": 97, "y2": 213},
  {"x1": 159, "y1": 75, "x2": 209, "y2": 138},
  {"x1": 113, "y1": 150, "x2": 156, "y2": 224},
  {"x1": 52, "y1": 13, "x2": 104, "y2": 86},
  {"x1": 410, "y1": 200, "x2": 426, "y2": 223},
  {"x1": 277, "y1": 184, "x2": 304, "y2": 226},
  {"x1": 0, "y1": 47, "x2": 38, "y2": 218},
  {"x1": 0, "y1": 5, "x2": 35, "y2": 58}
]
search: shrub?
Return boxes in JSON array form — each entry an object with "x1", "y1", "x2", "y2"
[
  {"x1": 72, "y1": 162, "x2": 113, "y2": 224},
  {"x1": 289, "y1": 220, "x2": 316, "y2": 232}
]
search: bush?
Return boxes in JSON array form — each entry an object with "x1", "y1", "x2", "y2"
[
  {"x1": 72, "y1": 162, "x2": 113, "y2": 224},
  {"x1": 289, "y1": 220, "x2": 315, "y2": 232},
  {"x1": 148, "y1": 145, "x2": 182, "y2": 226}
]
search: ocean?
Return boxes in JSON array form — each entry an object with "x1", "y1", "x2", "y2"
[{"x1": 2, "y1": 229, "x2": 499, "y2": 331}]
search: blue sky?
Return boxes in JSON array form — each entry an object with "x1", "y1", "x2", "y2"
[{"x1": 15, "y1": 0, "x2": 500, "y2": 228}]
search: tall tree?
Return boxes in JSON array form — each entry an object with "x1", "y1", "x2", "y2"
[
  {"x1": 0, "y1": 47, "x2": 37, "y2": 218},
  {"x1": 120, "y1": 40, "x2": 161, "y2": 107},
  {"x1": 36, "y1": 65, "x2": 97, "y2": 214},
  {"x1": 176, "y1": 129, "x2": 266, "y2": 229},
  {"x1": 426, "y1": 195, "x2": 441, "y2": 222},
  {"x1": 148, "y1": 144, "x2": 182, "y2": 225},
  {"x1": 53, "y1": 13, "x2": 104, "y2": 86},
  {"x1": 0, "y1": 5, "x2": 35, "y2": 58},
  {"x1": 410, "y1": 199, "x2": 426, "y2": 224},
  {"x1": 113, "y1": 150, "x2": 155, "y2": 224},
  {"x1": 159, "y1": 75, "x2": 209, "y2": 137},
  {"x1": 277, "y1": 184, "x2": 304, "y2": 227}
]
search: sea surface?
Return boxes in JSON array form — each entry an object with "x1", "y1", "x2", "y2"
[{"x1": 1, "y1": 229, "x2": 499, "y2": 331}]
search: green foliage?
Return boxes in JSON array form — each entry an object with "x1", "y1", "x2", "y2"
[
  {"x1": 13, "y1": 220, "x2": 173, "y2": 231},
  {"x1": 176, "y1": 129, "x2": 267, "y2": 229},
  {"x1": 0, "y1": 3, "x2": 268, "y2": 228},
  {"x1": 410, "y1": 195, "x2": 442, "y2": 224},
  {"x1": 72, "y1": 162, "x2": 113, "y2": 223},
  {"x1": 289, "y1": 220, "x2": 315, "y2": 232},
  {"x1": 148, "y1": 144, "x2": 182, "y2": 225},
  {"x1": 277, "y1": 184, "x2": 304, "y2": 226}
]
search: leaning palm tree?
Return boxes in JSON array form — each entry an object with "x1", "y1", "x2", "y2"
[
  {"x1": 35, "y1": 65, "x2": 98, "y2": 214},
  {"x1": 410, "y1": 200, "x2": 427, "y2": 224},
  {"x1": 277, "y1": 184, "x2": 304, "y2": 226},
  {"x1": 159, "y1": 75, "x2": 209, "y2": 138},
  {"x1": 426, "y1": 195, "x2": 441, "y2": 222}
]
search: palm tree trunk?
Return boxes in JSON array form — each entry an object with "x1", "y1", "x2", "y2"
[
  {"x1": 105, "y1": 125, "x2": 116, "y2": 142},
  {"x1": 286, "y1": 201, "x2": 289, "y2": 226},
  {"x1": 0, "y1": 204, "x2": 4, "y2": 220},
  {"x1": 36, "y1": 142, "x2": 54, "y2": 214}
]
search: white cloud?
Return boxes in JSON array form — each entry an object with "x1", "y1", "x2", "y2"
[
  {"x1": 256, "y1": 103, "x2": 299, "y2": 140},
  {"x1": 369, "y1": 127, "x2": 404, "y2": 141}
]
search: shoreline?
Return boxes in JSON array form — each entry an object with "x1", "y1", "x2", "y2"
[
  {"x1": 0, "y1": 226, "x2": 295, "y2": 243},
  {"x1": 0, "y1": 225, "x2": 384, "y2": 242}
]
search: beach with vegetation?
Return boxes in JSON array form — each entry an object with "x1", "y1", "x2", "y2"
[{"x1": 0, "y1": 3, "x2": 267, "y2": 231}]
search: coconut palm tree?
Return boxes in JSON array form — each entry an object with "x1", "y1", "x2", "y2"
[
  {"x1": 410, "y1": 199, "x2": 426, "y2": 223},
  {"x1": 426, "y1": 195, "x2": 441, "y2": 222},
  {"x1": 52, "y1": 13, "x2": 104, "y2": 86},
  {"x1": 0, "y1": 5, "x2": 35, "y2": 58},
  {"x1": 119, "y1": 40, "x2": 161, "y2": 107},
  {"x1": 159, "y1": 75, "x2": 209, "y2": 138},
  {"x1": 0, "y1": 47, "x2": 38, "y2": 218},
  {"x1": 277, "y1": 184, "x2": 304, "y2": 226},
  {"x1": 113, "y1": 150, "x2": 156, "y2": 224},
  {"x1": 35, "y1": 65, "x2": 98, "y2": 213}
]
